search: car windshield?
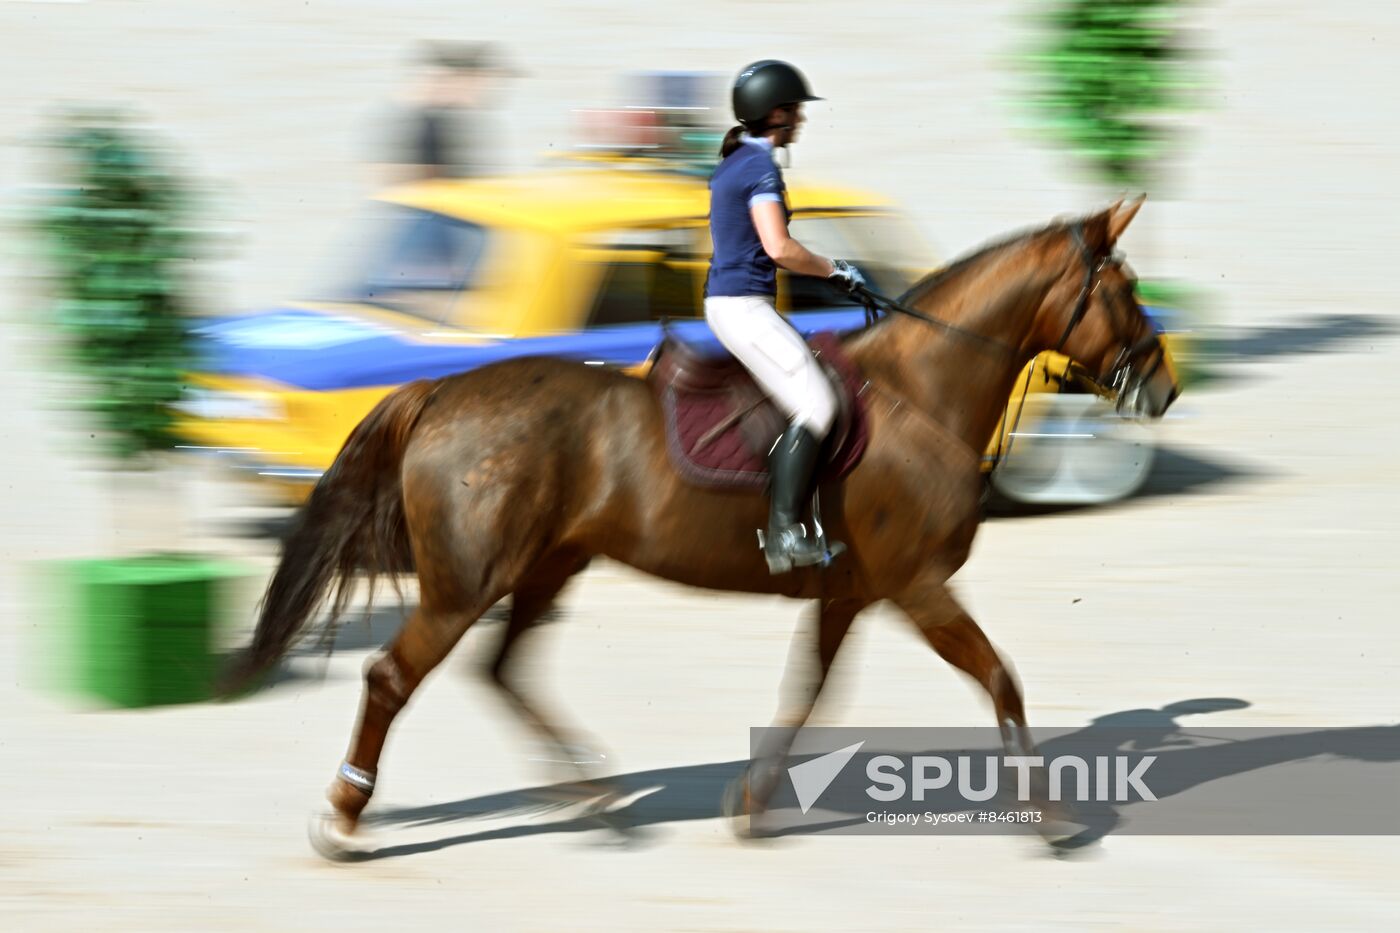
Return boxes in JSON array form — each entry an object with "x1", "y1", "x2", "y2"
[
  {"x1": 783, "y1": 212, "x2": 929, "y2": 312},
  {"x1": 333, "y1": 204, "x2": 490, "y2": 324}
]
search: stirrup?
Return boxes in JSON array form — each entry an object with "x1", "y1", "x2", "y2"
[
  {"x1": 808, "y1": 488, "x2": 846, "y2": 564},
  {"x1": 756, "y1": 490, "x2": 845, "y2": 573},
  {"x1": 756, "y1": 526, "x2": 819, "y2": 574},
  {"x1": 756, "y1": 525, "x2": 844, "y2": 574}
]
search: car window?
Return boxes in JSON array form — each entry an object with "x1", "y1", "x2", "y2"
[
  {"x1": 583, "y1": 228, "x2": 704, "y2": 328},
  {"x1": 343, "y1": 206, "x2": 490, "y2": 324},
  {"x1": 780, "y1": 213, "x2": 926, "y2": 312}
]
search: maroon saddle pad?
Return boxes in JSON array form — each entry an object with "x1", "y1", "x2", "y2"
[{"x1": 645, "y1": 331, "x2": 870, "y2": 490}]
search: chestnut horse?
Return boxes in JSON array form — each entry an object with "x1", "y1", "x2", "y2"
[{"x1": 224, "y1": 200, "x2": 1177, "y2": 853}]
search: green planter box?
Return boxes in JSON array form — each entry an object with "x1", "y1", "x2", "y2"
[{"x1": 46, "y1": 554, "x2": 248, "y2": 708}]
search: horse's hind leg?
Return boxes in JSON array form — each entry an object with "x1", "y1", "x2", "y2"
[
  {"x1": 315, "y1": 599, "x2": 493, "y2": 856},
  {"x1": 482, "y1": 552, "x2": 603, "y2": 779},
  {"x1": 315, "y1": 492, "x2": 526, "y2": 857},
  {"x1": 480, "y1": 553, "x2": 633, "y2": 832}
]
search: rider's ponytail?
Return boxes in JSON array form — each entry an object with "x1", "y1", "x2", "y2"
[{"x1": 719, "y1": 125, "x2": 746, "y2": 159}]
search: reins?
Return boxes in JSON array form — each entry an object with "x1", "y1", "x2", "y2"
[
  {"x1": 852, "y1": 283, "x2": 1021, "y2": 359},
  {"x1": 849, "y1": 220, "x2": 1135, "y2": 476}
]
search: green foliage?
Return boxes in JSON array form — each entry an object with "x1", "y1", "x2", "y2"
[
  {"x1": 38, "y1": 113, "x2": 199, "y2": 460},
  {"x1": 1024, "y1": 0, "x2": 1198, "y2": 187}
]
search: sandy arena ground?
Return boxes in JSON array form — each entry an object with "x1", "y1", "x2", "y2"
[{"x1": 3, "y1": 2, "x2": 1399, "y2": 930}]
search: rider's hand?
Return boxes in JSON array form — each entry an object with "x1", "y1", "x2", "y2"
[{"x1": 828, "y1": 259, "x2": 867, "y2": 294}]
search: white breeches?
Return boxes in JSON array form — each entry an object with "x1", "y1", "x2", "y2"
[{"x1": 703, "y1": 295, "x2": 837, "y2": 437}]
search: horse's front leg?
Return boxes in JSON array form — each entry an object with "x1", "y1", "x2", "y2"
[
  {"x1": 893, "y1": 581, "x2": 1085, "y2": 848},
  {"x1": 725, "y1": 597, "x2": 865, "y2": 835},
  {"x1": 893, "y1": 582, "x2": 1030, "y2": 748}
]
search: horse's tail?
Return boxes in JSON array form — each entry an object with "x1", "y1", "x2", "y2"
[{"x1": 220, "y1": 379, "x2": 437, "y2": 694}]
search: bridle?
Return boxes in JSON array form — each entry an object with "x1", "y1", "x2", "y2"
[
  {"x1": 856, "y1": 221, "x2": 1166, "y2": 405},
  {"x1": 1054, "y1": 222, "x2": 1167, "y2": 407}
]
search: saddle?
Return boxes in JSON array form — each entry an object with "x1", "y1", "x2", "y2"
[{"x1": 645, "y1": 331, "x2": 870, "y2": 490}]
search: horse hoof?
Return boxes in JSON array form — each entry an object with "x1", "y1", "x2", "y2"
[
  {"x1": 579, "y1": 791, "x2": 640, "y2": 845},
  {"x1": 1037, "y1": 816, "x2": 1097, "y2": 854},
  {"x1": 308, "y1": 811, "x2": 370, "y2": 863},
  {"x1": 587, "y1": 809, "x2": 648, "y2": 849},
  {"x1": 722, "y1": 775, "x2": 769, "y2": 842}
]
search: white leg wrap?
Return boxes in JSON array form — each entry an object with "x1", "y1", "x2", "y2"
[{"x1": 338, "y1": 761, "x2": 376, "y2": 795}]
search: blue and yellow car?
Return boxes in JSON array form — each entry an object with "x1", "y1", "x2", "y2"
[{"x1": 176, "y1": 157, "x2": 1182, "y2": 507}]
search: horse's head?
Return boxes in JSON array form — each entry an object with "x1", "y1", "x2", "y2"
[{"x1": 1035, "y1": 198, "x2": 1180, "y2": 419}]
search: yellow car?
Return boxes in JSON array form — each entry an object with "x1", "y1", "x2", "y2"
[{"x1": 176, "y1": 158, "x2": 1180, "y2": 507}]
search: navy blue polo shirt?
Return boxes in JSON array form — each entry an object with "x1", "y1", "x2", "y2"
[{"x1": 705, "y1": 136, "x2": 789, "y2": 298}]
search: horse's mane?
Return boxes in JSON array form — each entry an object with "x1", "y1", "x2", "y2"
[{"x1": 897, "y1": 219, "x2": 1068, "y2": 307}]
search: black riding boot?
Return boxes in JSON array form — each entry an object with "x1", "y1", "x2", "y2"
[{"x1": 762, "y1": 423, "x2": 843, "y2": 574}]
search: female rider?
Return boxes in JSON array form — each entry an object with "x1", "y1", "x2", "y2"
[{"x1": 705, "y1": 60, "x2": 866, "y2": 574}]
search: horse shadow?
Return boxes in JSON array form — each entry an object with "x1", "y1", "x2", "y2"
[
  {"x1": 229, "y1": 597, "x2": 564, "y2": 696},
  {"x1": 1132, "y1": 445, "x2": 1262, "y2": 500},
  {"x1": 353, "y1": 697, "x2": 1400, "y2": 860},
  {"x1": 1198, "y1": 313, "x2": 1400, "y2": 362},
  {"x1": 985, "y1": 444, "x2": 1263, "y2": 518},
  {"x1": 216, "y1": 600, "x2": 424, "y2": 693},
  {"x1": 287, "y1": 600, "x2": 423, "y2": 655},
  {"x1": 1180, "y1": 312, "x2": 1400, "y2": 389}
]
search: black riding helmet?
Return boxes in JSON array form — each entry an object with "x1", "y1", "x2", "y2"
[{"x1": 732, "y1": 60, "x2": 822, "y2": 129}]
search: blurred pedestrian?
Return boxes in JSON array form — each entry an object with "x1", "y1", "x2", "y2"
[{"x1": 379, "y1": 41, "x2": 517, "y2": 182}]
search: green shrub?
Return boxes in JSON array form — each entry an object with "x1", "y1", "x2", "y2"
[
  {"x1": 39, "y1": 113, "x2": 199, "y2": 460},
  {"x1": 1023, "y1": 0, "x2": 1200, "y2": 188}
]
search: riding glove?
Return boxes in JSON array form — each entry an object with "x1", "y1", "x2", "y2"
[{"x1": 828, "y1": 259, "x2": 867, "y2": 294}]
